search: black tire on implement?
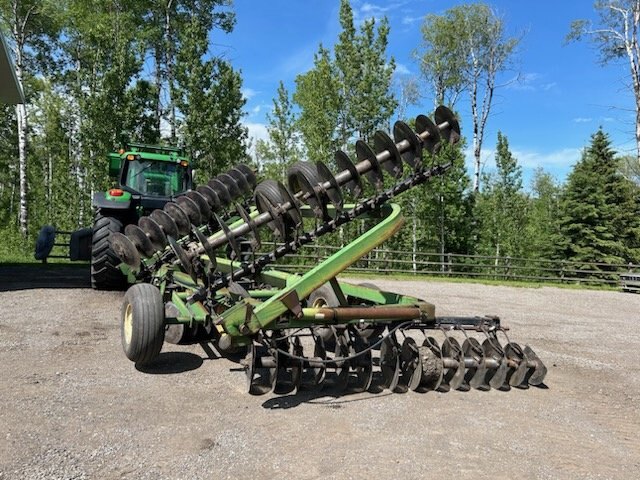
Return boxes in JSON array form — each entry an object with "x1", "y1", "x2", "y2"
[
  {"x1": 91, "y1": 212, "x2": 127, "y2": 290},
  {"x1": 121, "y1": 283, "x2": 165, "y2": 365}
]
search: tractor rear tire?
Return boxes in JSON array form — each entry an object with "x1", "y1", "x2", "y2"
[
  {"x1": 91, "y1": 212, "x2": 127, "y2": 290},
  {"x1": 121, "y1": 283, "x2": 165, "y2": 365}
]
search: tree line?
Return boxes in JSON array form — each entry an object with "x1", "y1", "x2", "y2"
[{"x1": 1, "y1": 0, "x2": 639, "y2": 275}]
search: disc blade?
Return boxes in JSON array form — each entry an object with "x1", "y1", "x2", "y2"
[
  {"x1": 167, "y1": 235, "x2": 194, "y2": 280},
  {"x1": 217, "y1": 173, "x2": 242, "y2": 200},
  {"x1": 316, "y1": 161, "x2": 343, "y2": 215},
  {"x1": 192, "y1": 226, "x2": 217, "y2": 269},
  {"x1": 150, "y1": 209, "x2": 178, "y2": 239},
  {"x1": 163, "y1": 202, "x2": 191, "y2": 236},
  {"x1": 401, "y1": 337, "x2": 422, "y2": 391},
  {"x1": 236, "y1": 204, "x2": 261, "y2": 249},
  {"x1": 254, "y1": 191, "x2": 286, "y2": 239},
  {"x1": 335, "y1": 150, "x2": 363, "y2": 199},
  {"x1": 175, "y1": 195, "x2": 202, "y2": 226},
  {"x1": 524, "y1": 345, "x2": 547, "y2": 386},
  {"x1": 124, "y1": 224, "x2": 154, "y2": 257},
  {"x1": 110, "y1": 232, "x2": 140, "y2": 270},
  {"x1": 373, "y1": 130, "x2": 403, "y2": 178},
  {"x1": 228, "y1": 168, "x2": 252, "y2": 196},
  {"x1": 419, "y1": 338, "x2": 444, "y2": 391},
  {"x1": 186, "y1": 190, "x2": 211, "y2": 221},
  {"x1": 196, "y1": 185, "x2": 221, "y2": 213},
  {"x1": 435, "y1": 105, "x2": 461, "y2": 144},
  {"x1": 234, "y1": 164, "x2": 257, "y2": 189},
  {"x1": 505, "y1": 342, "x2": 528, "y2": 388},
  {"x1": 214, "y1": 212, "x2": 241, "y2": 261},
  {"x1": 393, "y1": 121, "x2": 422, "y2": 170},
  {"x1": 355, "y1": 140, "x2": 384, "y2": 190},
  {"x1": 138, "y1": 216, "x2": 168, "y2": 252},
  {"x1": 208, "y1": 178, "x2": 231, "y2": 208},
  {"x1": 380, "y1": 336, "x2": 401, "y2": 391},
  {"x1": 415, "y1": 114, "x2": 442, "y2": 154}
]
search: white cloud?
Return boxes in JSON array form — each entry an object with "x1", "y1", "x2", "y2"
[
  {"x1": 573, "y1": 117, "x2": 592, "y2": 123},
  {"x1": 352, "y1": 1, "x2": 408, "y2": 23},
  {"x1": 244, "y1": 122, "x2": 269, "y2": 158},
  {"x1": 465, "y1": 146, "x2": 582, "y2": 173},
  {"x1": 242, "y1": 88, "x2": 258, "y2": 101},
  {"x1": 507, "y1": 73, "x2": 558, "y2": 93},
  {"x1": 395, "y1": 62, "x2": 411, "y2": 75},
  {"x1": 251, "y1": 105, "x2": 261, "y2": 115},
  {"x1": 402, "y1": 15, "x2": 420, "y2": 25}
]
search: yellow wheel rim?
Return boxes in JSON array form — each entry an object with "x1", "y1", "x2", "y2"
[{"x1": 124, "y1": 303, "x2": 133, "y2": 345}]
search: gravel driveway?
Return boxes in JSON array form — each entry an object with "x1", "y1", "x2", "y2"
[{"x1": 1, "y1": 265, "x2": 638, "y2": 480}]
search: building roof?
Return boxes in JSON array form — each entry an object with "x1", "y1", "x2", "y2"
[{"x1": 0, "y1": 33, "x2": 25, "y2": 104}]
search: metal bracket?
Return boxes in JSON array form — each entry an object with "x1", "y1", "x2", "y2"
[{"x1": 279, "y1": 289, "x2": 303, "y2": 318}]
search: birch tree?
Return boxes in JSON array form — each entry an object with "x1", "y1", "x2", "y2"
[
  {"x1": 0, "y1": 0, "x2": 58, "y2": 236},
  {"x1": 416, "y1": 4, "x2": 519, "y2": 192},
  {"x1": 569, "y1": 0, "x2": 640, "y2": 163}
]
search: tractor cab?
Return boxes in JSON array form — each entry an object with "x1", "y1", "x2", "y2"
[{"x1": 112, "y1": 143, "x2": 192, "y2": 198}]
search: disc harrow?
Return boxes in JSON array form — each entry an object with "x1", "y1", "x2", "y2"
[{"x1": 113, "y1": 105, "x2": 547, "y2": 396}]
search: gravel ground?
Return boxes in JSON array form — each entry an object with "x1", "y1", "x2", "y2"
[{"x1": 1, "y1": 265, "x2": 639, "y2": 480}]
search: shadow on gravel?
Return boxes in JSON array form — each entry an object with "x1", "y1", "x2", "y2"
[
  {"x1": 0, "y1": 264, "x2": 90, "y2": 291},
  {"x1": 136, "y1": 351, "x2": 204, "y2": 374}
]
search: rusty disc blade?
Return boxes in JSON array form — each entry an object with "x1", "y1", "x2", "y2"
[
  {"x1": 217, "y1": 173, "x2": 242, "y2": 200},
  {"x1": 435, "y1": 105, "x2": 461, "y2": 144},
  {"x1": 138, "y1": 216, "x2": 168, "y2": 252},
  {"x1": 401, "y1": 337, "x2": 422, "y2": 391},
  {"x1": 196, "y1": 185, "x2": 221, "y2": 213},
  {"x1": 441, "y1": 336, "x2": 465, "y2": 390},
  {"x1": 420, "y1": 337, "x2": 444, "y2": 391},
  {"x1": 236, "y1": 204, "x2": 261, "y2": 249},
  {"x1": 150, "y1": 209, "x2": 178, "y2": 239},
  {"x1": 208, "y1": 178, "x2": 232, "y2": 208},
  {"x1": 415, "y1": 114, "x2": 442, "y2": 154},
  {"x1": 505, "y1": 342, "x2": 528, "y2": 388},
  {"x1": 373, "y1": 130, "x2": 403, "y2": 178},
  {"x1": 110, "y1": 232, "x2": 140, "y2": 269},
  {"x1": 356, "y1": 139, "x2": 384, "y2": 191},
  {"x1": 316, "y1": 161, "x2": 343, "y2": 216},
  {"x1": 523, "y1": 345, "x2": 547, "y2": 386},
  {"x1": 254, "y1": 190, "x2": 286, "y2": 239},
  {"x1": 214, "y1": 212, "x2": 241, "y2": 261},
  {"x1": 167, "y1": 235, "x2": 194, "y2": 280},
  {"x1": 175, "y1": 195, "x2": 202, "y2": 226},
  {"x1": 192, "y1": 226, "x2": 217, "y2": 270},
  {"x1": 393, "y1": 121, "x2": 423, "y2": 170},
  {"x1": 124, "y1": 224, "x2": 155, "y2": 258},
  {"x1": 163, "y1": 202, "x2": 191, "y2": 236},
  {"x1": 164, "y1": 324, "x2": 186, "y2": 344},
  {"x1": 186, "y1": 190, "x2": 211, "y2": 221},
  {"x1": 335, "y1": 150, "x2": 363, "y2": 199},
  {"x1": 380, "y1": 335, "x2": 401, "y2": 391},
  {"x1": 228, "y1": 168, "x2": 252, "y2": 196},
  {"x1": 234, "y1": 164, "x2": 257, "y2": 189}
]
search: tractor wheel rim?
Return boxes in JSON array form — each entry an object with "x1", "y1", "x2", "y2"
[{"x1": 124, "y1": 303, "x2": 133, "y2": 345}]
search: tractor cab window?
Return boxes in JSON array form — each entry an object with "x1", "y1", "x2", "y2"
[{"x1": 122, "y1": 158, "x2": 189, "y2": 196}]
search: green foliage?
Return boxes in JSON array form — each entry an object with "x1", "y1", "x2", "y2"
[
  {"x1": 255, "y1": 81, "x2": 302, "y2": 183},
  {"x1": 475, "y1": 132, "x2": 529, "y2": 258},
  {"x1": 294, "y1": 0, "x2": 397, "y2": 160},
  {"x1": 526, "y1": 168, "x2": 562, "y2": 260},
  {"x1": 557, "y1": 129, "x2": 640, "y2": 268}
]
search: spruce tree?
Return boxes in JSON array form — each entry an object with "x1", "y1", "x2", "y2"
[{"x1": 557, "y1": 129, "x2": 640, "y2": 269}]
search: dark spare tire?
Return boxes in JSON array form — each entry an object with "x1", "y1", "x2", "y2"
[
  {"x1": 121, "y1": 283, "x2": 165, "y2": 364},
  {"x1": 91, "y1": 211, "x2": 127, "y2": 290}
]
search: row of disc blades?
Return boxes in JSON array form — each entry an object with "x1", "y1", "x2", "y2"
[
  {"x1": 112, "y1": 107, "x2": 461, "y2": 275},
  {"x1": 245, "y1": 327, "x2": 547, "y2": 395}
]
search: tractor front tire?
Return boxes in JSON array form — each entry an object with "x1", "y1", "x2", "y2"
[
  {"x1": 121, "y1": 283, "x2": 165, "y2": 365},
  {"x1": 91, "y1": 212, "x2": 127, "y2": 290}
]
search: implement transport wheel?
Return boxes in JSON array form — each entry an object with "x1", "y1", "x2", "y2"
[
  {"x1": 121, "y1": 283, "x2": 165, "y2": 365},
  {"x1": 91, "y1": 212, "x2": 127, "y2": 290}
]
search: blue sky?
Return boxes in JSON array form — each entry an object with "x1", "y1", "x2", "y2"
[{"x1": 217, "y1": 1, "x2": 636, "y2": 188}]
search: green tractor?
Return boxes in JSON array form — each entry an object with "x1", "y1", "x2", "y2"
[
  {"x1": 90, "y1": 143, "x2": 193, "y2": 289},
  {"x1": 35, "y1": 143, "x2": 193, "y2": 289}
]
